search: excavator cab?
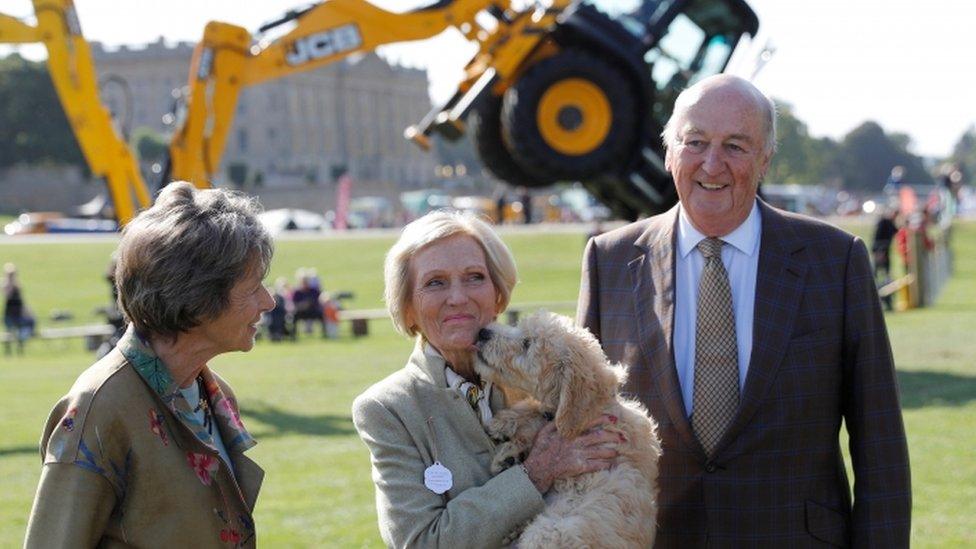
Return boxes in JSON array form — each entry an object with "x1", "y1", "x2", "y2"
[{"x1": 633, "y1": 0, "x2": 758, "y2": 127}]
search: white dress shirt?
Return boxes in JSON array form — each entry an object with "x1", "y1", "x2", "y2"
[{"x1": 674, "y1": 201, "x2": 762, "y2": 417}]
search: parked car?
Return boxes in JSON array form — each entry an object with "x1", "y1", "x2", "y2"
[
  {"x1": 451, "y1": 196, "x2": 497, "y2": 222},
  {"x1": 3, "y1": 212, "x2": 117, "y2": 235},
  {"x1": 400, "y1": 189, "x2": 453, "y2": 220},
  {"x1": 257, "y1": 208, "x2": 328, "y2": 234},
  {"x1": 559, "y1": 186, "x2": 612, "y2": 222},
  {"x1": 347, "y1": 196, "x2": 396, "y2": 229}
]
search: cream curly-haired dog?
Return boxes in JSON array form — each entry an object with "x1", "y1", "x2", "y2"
[{"x1": 474, "y1": 311, "x2": 661, "y2": 548}]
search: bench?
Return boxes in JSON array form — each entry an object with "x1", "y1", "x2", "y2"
[
  {"x1": 337, "y1": 301, "x2": 577, "y2": 338},
  {"x1": 337, "y1": 309, "x2": 389, "y2": 337},
  {"x1": 2, "y1": 323, "x2": 116, "y2": 354}
]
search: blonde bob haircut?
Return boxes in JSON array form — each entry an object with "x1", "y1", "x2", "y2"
[{"x1": 384, "y1": 210, "x2": 518, "y2": 337}]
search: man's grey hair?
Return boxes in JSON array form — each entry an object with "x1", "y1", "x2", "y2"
[
  {"x1": 115, "y1": 181, "x2": 273, "y2": 341},
  {"x1": 384, "y1": 210, "x2": 518, "y2": 338},
  {"x1": 662, "y1": 75, "x2": 778, "y2": 156}
]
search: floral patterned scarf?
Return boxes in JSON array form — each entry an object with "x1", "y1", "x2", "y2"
[{"x1": 116, "y1": 325, "x2": 256, "y2": 454}]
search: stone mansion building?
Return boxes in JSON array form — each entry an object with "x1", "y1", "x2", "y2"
[{"x1": 91, "y1": 37, "x2": 438, "y2": 196}]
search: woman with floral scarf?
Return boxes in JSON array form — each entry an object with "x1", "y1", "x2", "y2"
[{"x1": 25, "y1": 182, "x2": 274, "y2": 548}]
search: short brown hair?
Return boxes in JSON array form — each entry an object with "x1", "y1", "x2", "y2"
[{"x1": 115, "y1": 182, "x2": 273, "y2": 340}]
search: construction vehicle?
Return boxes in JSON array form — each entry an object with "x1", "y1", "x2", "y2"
[
  {"x1": 167, "y1": 0, "x2": 759, "y2": 220},
  {"x1": 3, "y1": 0, "x2": 758, "y2": 223},
  {"x1": 0, "y1": 0, "x2": 151, "y2": 225},
  {"x1": 423, "y1": 0, "x2": 761, "y2": 219}
]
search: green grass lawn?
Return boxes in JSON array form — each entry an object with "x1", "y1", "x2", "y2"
[{"x1": 1, "y1": 222, "x2": 974, "y2": 546}]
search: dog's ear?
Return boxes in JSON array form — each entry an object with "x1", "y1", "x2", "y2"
[
  {"x1": 553, "y1": 352, "x2": 618, "y2": 438},
  {"x1": 538, "y1": 357, "x2": 562, "y2": 419},
  {"x1": 554, "y1": 359, "x2": 596, "y2": 438}
]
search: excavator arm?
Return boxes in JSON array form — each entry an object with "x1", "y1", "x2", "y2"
[
  {"x1": 166, "y1": 0, "x2": 573, "y2": 186},
  {"x1": 6, "y1": 0, "x2": 759, "y2": 223},
  {"x1": 0, "y1": 0, "x2": 151, "y2": 225}
]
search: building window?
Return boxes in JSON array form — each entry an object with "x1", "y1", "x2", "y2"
[{"x1": 238, "y1": 129, "x2": 248, "y2": 153}]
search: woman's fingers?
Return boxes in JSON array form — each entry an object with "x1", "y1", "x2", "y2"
[
  {"x1": 583, "y1": 446, "x2": 618, "y2": 461},
  {"x1": 581, "y1": 458, "x2": 616, "y2": 474},
  {"x1": 578, "y1": 427, "x2": 626, "y2": 446}
]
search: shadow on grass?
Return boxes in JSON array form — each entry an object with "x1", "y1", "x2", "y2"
[
  {"x1": 241, "y1": 401, "x2": 355, "y2": 439},
  {"x1": 923, "y1": 303, "x2": 976, "y2": 313},
  {"x1": 898, "y1": 370, "x2": 976, "y2": 409},
  {"x1": 0, "y1": 445, "x2": 38, "y2": 457}
]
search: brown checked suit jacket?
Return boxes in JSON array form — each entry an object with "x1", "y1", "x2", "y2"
[{"x1": 577, "y1": 201, "x2": 911, "y2": 548}]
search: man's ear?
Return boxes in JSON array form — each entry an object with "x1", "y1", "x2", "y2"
[{"x1": 759, "y1": 148, "x2": 773, "y2": 180}]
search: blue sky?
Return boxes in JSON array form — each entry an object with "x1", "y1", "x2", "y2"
[{"x1": 4, "y1": 0, "x2": 974, "y2": 158}]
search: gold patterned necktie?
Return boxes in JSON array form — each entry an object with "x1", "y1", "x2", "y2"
[{"x1": 692, "y1": 237, "x2": 740, "y2": 456}]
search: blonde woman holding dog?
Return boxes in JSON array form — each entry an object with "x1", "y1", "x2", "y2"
[{"x1": 352, "y1": 210, "x2": 619, "y2": 548}]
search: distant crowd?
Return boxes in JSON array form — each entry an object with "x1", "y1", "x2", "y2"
[{"x1": 264, "y1": 268, "x2": 345, "y2": 342}]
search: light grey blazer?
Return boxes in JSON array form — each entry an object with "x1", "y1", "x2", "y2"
[{"x1": 352, "y1": 342, "x2": 544, "y2": 549}]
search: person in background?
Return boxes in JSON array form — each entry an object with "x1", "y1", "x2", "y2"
[
  {"x1": 95, "y1": 253, "x2": 127, "y2": 359},
  {"x1": 292, "y1": 268, "x2": 324, "y2": 336},
  {"x1": 25, "y1": 182, "x2": 273, "y2": 547},
  {"x1": 321, "y1": 292, "x2": 341, "y2": 339},
  {"x1": 577, "y1": 74, "x2": 911, "y2": 546},
  {"x1": 494, "y1": 185, "x2": 507, "y2": 224},
  {"x1": 884, "y1": 165, "x2": 906, "y2": 195},
  {"x1": 265, "y1": 276, "x2": 293, "y2": 342},
  {"x1": 353, "y1": 210, "x2": 619, "y2": 547},
  {"x1": 871, "y1": 206, "x2": 900, "y2": 310},
  {"x1": 519, "y1": 187, "x2": 533, "y2": 224},
  {"x1": 3, "y1": 262, "x2": 28, "y2": 355}
]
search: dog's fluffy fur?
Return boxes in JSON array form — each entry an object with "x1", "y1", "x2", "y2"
[{"x1": 474, "y1": 311, "x2": 661, "y2": 548}]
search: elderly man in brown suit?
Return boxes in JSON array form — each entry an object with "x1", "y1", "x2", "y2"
[{"x1": 577, "y1": 74, "x2": 911, "y2": 547}]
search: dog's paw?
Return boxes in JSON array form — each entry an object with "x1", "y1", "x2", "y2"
[
  {"x1": 490, "y1": 442, "x2": 528, "y2": 474},
  {"x1": 488, "y1": 416, "x2": 518, "y2": 442}
]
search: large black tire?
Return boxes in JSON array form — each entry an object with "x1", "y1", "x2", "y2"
[
  {"x1": 501, "y1": 48, "x2": 638, "y2": 182},
  {"x1": 468, "y1": 94, "x2": 553, "y2": 188}
]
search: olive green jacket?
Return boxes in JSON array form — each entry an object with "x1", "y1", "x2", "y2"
[
  {"x1": 25, "y1": 327, "x2": 263, "y2": 548},
  {"x1": 352, "y1": 342, "x2": 545, "y2": 549}
]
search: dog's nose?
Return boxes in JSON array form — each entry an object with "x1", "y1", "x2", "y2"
[{"x1": 477, "y1": 328, "x2": 493, "y2": 342}]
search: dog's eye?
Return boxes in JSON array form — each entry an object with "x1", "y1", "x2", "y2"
[{"x1": 522, "y1": 338, "x2": 531, "y2": 351}]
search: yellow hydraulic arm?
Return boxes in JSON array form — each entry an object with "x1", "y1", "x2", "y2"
[
  {"x1": 0, "y1": 0, "x2": 151, "y2": 225},
  {"x1": 168, "y1": 0, "x2": 572, "y2": 186}
]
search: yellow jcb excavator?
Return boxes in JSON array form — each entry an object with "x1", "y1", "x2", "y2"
[
  {"x1": 0, "y1": 0, "x2": 151, "y2": 225},
  {"x1": 166, "y1": 0, "x2": 759, "y2": 219},
  {"x1": 3, "y1": 0, "x2": 759, "y2": 223}
]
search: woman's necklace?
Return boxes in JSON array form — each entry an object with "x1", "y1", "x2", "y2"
[{"x1": 193, "y1": 375, "x2": 213, "y2": 436}]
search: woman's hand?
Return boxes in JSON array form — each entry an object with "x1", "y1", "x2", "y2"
[{"x1": 522, "y1": 417, "x2": 622, "y2": 494}]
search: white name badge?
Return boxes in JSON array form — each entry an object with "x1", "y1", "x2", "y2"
[{"x1": 424, "y1": 461, "x2": 453, "y2": 494}]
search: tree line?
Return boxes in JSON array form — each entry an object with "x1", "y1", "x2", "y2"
[{"x1": 2, "y1": 53, "x2": 972, "y2": 191}]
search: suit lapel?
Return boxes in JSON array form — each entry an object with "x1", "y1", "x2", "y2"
[
  {"x1": 630, "y1": 207, "x2": 700, "y2": 452},
  {"x1": 717, "y1": 201, "x2": 807, "y2": 454},
  {"x1": 408, "y1": 342, "x2": 496, "y2": 451},
  {"x1": 232, "y1": 452, "x2": 265, "y2": 512}
]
